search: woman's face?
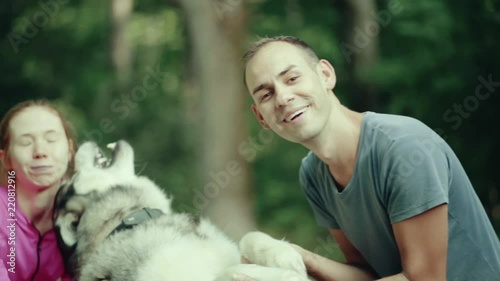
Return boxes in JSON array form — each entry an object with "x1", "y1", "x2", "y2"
[{"x1": 7, "y1": 106, "x2": 71, "y2": 189}]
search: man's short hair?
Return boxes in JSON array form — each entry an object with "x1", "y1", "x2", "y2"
[
  {"x1": 242, "y1": 36, "x2": 319, "y2": 66},
  {"x1": 242, "y1": 36, "x2": 320, "y2": 87}
]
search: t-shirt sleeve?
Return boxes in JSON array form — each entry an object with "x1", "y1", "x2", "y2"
[
  {"x1": 299, "y1": 158, "x2": 339, "y2": 229},
  {"x1": 382, "y1": 135, "x2": 450, "y2": 224}
]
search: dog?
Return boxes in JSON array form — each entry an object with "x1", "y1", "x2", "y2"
[{"x1": 53, "y1": 140, "x2": 311, "y2": 281}]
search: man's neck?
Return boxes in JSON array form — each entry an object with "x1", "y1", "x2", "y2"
[{"x1": 304, "y1": 106, "x2": 364, "y2": 189}]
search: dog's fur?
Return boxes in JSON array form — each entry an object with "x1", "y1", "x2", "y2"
[{"x1": 53, "y1": 140, "x2": 310, "y2": 281}]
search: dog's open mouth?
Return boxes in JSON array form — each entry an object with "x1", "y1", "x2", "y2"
[{"x1": 94, "y1": 142, "x2": 119, "y2": 168}]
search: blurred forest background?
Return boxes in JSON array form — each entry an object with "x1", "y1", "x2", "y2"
[{"x1": 1, "y1": 0, "x2": 499, "y2": 261}]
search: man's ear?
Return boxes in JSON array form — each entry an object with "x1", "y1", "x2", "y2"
[
  {"x1": 317, "y1": 59, "x2": 337, "y2": 90},
  {"x1": 251, "y1": 104, "x2": 270, "y2": 129}
]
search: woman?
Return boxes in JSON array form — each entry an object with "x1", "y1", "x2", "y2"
[{"x1": 0, "y1": 99, "x2": 75, "y2": 281}]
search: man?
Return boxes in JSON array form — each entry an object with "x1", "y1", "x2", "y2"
[{"x1": 240, "y1": 36, "x2": 500, "y2": 281}]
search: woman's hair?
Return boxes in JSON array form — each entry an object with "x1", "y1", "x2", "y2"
[{"x1": 0, "y1": 99, "x2": 77, "y2": 185}]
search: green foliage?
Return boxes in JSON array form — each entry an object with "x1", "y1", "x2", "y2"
[{"x1": 0, "y1": 0, "x2": 498, "y2": 260}]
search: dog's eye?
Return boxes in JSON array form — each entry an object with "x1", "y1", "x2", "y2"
[
  {"x1": 69, "y1": 212, "x2": 81, "y2": 230},
  {"x1": 71, "y1": 220, "x2": 78, "y2": 230}
]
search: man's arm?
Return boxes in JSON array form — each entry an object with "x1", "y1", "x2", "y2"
[
  {"x1": 292, "y1": 241, "x2": 376, "y2": 281},
  {"x1": 386, "y1": 203, "x2": 448, "y2": 281},
  {"x1": 295, "y1": 204, "x2": 448, "y2": 281},
  {"x1": 289, "y1": 228, "x2": 378, "y2": 281}
]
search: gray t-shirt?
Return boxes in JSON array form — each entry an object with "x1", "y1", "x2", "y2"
[{"x1": 299, "y1": 112, "x2": 500, "y2": 280}]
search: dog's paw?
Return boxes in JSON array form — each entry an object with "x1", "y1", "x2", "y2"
[{"x1": 239, "y1": 232, "x2": 307, "y2": 278}]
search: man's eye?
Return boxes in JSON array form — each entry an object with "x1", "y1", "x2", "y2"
[
  {"x1": 289, "y1": 76, "x2": 299, "y2": 82},
  {"x1": 261, "y1": 92, "x2": 272, "y2": 101}
]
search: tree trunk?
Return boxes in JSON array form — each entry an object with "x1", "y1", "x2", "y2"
[
  {"x1": 91, "y1": 0, "x2": 134, "y2": 123},
  {"x1": 110, "y1": 0, "x2": 133, "y2": 89},
  {"x1": 178, "y1": 0, "x2": 256, "y2": 240},
  {"x1": 345, "y1": 0, "x2": 379, "y2": 111}
]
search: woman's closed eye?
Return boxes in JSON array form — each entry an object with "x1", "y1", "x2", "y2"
[
  {"x1": 46, "y1": 132, "x2": 63, "y2": 143},
  {"x1": 18, "y1": 138, "x2": 33, "y2": 146}
]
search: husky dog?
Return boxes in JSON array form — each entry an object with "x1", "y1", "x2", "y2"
[{"x1": 53, "y1": 140, "x2": 310, "y2": 281}]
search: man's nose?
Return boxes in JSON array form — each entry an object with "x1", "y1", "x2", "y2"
[{"x1": 275, "y1": 85, "x2": 294, "y2": 108}]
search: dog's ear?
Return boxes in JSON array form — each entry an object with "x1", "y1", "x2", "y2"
[
  {"x1": 54, "y1": 195, "x2": 87, "y2": 277},
  {"x1": 55, "y1": 206, "x2": 83, "y2": 247},
  {"x1": 53, "y1": 179, "x2": 88, "y2": 276},
  {"x1": 54, "y1": 180, "x2": 86, "y2": 250}
]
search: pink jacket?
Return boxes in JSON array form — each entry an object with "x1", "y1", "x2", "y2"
[{"x1": 0, "y1": 187, "x2": 70, "y2": 281}]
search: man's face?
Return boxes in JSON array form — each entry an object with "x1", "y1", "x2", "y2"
[{"x1": 245, "y1": 42, "x2": 336, "y2": 143}]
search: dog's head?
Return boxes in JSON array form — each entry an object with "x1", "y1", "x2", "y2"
[
  {"x1": 53, "y1": 140, "x2": 135, "y2": 272},
  {"x1": 53, "y1": 140, "x2": 172, "y2": 275}
]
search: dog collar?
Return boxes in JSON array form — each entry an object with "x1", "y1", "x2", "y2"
[{"x1": 108, "y1": 207, "x2": 164, "y2": 238}]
